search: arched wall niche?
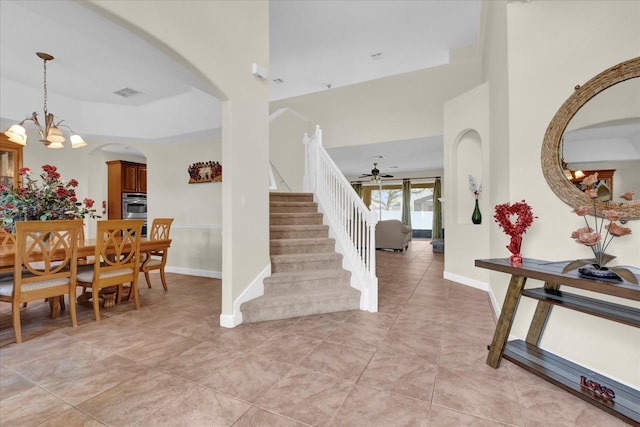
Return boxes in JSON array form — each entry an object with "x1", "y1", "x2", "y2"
[{"x1": 454, "y1": 129, "x2": 483, "y2": 224}]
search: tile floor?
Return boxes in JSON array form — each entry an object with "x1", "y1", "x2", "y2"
[{"x1": 0, "y1": 240, "x2": 630, "y2": 426}]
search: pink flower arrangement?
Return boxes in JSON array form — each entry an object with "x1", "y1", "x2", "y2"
[
  {"x1": 564, "y1": 172, "x2": 636, "y2": 283},
  {"x1": 1, "y1": 164, "x2": 100, "y2": 234}
]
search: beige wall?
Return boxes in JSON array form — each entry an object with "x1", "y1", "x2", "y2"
[
  {"x1": 87, "y1": 0, "x2": 270, "y2": 325},
  {"x1": 270, "y1": 60, "x2": 482, "y2": 150},
  {"x1": 443, "y1": 83, "x2": 491, "y2": 288},
  {"x1": 22, "y1": 136, "x2": 222, "y2": 274},
  {"x1": 270, "y1": 109, "x2": 312, "y2": 192},
  {"x1": 473, "y1": 0, "x2": 640, "y2": 387},
  {"x1": 144, "y1": 139, "x2": 223, "y2": 276}
]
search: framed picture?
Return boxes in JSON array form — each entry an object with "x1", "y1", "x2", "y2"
[{"x1": 188, "y1": 161, "x2": 222, "y2": 184}]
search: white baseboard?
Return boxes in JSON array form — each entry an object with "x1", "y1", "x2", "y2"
[
  {"x1": 218, "y1": 313, "x2": 238, "y2": 329},
  {"x1": 165, "y1": 266, "x2": 222, "y2": 279},
  {"x1": 443, "y1": 270, "x2": 500, "y2": 317},
  {"x1": 219, "y1": 264, "x2": 271, "y2": 328},
  {"x1": 443, "y1": 271, "x2": 489, "y2": 291}
]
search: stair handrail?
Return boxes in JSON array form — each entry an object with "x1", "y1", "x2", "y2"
[
  {"x1": 303, "y1": 125, "x2": 379, "y2": 312},
  {"x1": 269, "y1": 161, "x2": 292, "y2": 192}
]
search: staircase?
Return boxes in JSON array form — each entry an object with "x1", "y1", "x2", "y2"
[{"x1": 240, "y1": 192, "x2": 361, "y2": 323}]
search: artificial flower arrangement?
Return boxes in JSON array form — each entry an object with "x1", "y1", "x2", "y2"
[
  {"x1": 562, "y1": 172, "x2": 636, "y2": 284},
  {"x1": 468, "y1": 175, "x2": 482, "y2": 199},
  {"x1": 1, "y1": 164, "x2": 100, "y2": 234},
  {"x1": 493, "y1": 200, "x2": 536, "y2": 267}
]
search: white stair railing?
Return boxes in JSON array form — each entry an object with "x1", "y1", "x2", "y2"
[{"x1": 303, "y1": 125, "x2": 378, "y2": 312}]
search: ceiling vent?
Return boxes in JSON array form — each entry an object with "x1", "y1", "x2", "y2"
[{"x1": 113, "y1": 87, "x2": 142, "y2": 98}]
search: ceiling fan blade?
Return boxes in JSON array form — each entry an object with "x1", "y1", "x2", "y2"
[
  {"x1": 359, "y1": 174, "x2": 373, "y2": 178},
  {"x1": 380, "y1": 174, "x2": 394, "y2": 178}
]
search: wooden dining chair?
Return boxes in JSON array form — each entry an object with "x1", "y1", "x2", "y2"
[
  {"x1": 76, "y1": 219, "x2": 144, "y2": 321},
  {"x1": 75, "y1": 220, "x2": 96, "y2": 268},
  {"x1": 0, "y1": 228, "x2": 13, "y2": 244},
  {"x1": 0, "y1": 220, "x2": 80, "y2": 343},
  {"x1": 141, "y1": 218, "x2": 174, "y2": 292}
]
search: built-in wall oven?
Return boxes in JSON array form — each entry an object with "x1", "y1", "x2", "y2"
[{"x1": 122, "y1": 193, "x2": 147, "y2": 236}]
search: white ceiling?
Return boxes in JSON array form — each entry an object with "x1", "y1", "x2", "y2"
[
  {"x1": 269, "y1": 0, "x2": 480, "y2": 101},
  {"x1": 0, "y1": 0, "x2": 481, "y2": 173}
]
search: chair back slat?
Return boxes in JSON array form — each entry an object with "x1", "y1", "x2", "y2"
[
  {"x1": 1, "y1": 229, "x2": 15, "y2": 246},
  {"x1": 12, "y1": 220, "x2": 80, "y2": 306},
  {"x1": 149, "y1": 218, "x2": 174, "y2": 241},
  {"x1": 0, "y1": 230, "x2": 16, "y2": 273},
  {"x1": 141, "y1": 218, "x2": 173, "y2": 292},
  {"x1": 93, "y1": 219, "x2": 144, "y2": 281},
  {"x1": 15, "y1": 221, "x2": 79, "y2": 280}
]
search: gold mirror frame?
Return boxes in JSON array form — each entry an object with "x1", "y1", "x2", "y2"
[{"x1": 541, "y1": 56, "x2": 640, "y2": 220}]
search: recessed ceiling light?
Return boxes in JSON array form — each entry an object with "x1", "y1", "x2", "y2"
[
  {"x1": 273, "y1": 78, "x2": 284, "y2": 84},
  {"x1": 388, "y1": 166, "x2": 398, "y2": 169},
  {"x1": 370, "y1": 52, "x2": 383, "y2": 60},
  {"x1": 373, "y1": 155, "x2": 385, "y2": 160}
]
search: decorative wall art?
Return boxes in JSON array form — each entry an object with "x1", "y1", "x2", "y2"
[{"x1": 188, "y1": 161, "x2": 222, "y2": 184}]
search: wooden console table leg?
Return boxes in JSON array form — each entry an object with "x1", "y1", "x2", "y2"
[
  {"x1": 526, "y1": 282, "x2": 560, "y2": 346},
  {"x1": 486, "y1": 274, "x2": 527, "y2": 368}
]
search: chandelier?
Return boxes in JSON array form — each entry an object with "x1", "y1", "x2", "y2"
[{"x1": 4, "y1": 52, "x2": 86, "y2": 149}]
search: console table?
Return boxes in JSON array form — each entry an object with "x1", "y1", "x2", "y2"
[{"x1": 475, "y1": 258, "x2": 640, "y2": 426}]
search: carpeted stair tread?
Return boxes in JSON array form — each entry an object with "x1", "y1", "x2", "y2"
[
  {"x1": 270, "y1": 225, "x2": 330, "y2": 239},
  {"x1": 269, "y1": 193, "x2": 314, "y2": 203},
  {"x1": 271, "y1": 252, "x2": 341, "y2": 263},
  {"x1": 271, "y1": 252, "x2": 343, "y2": 273},
  {"x1": 270, "y1": 205, "x2": 319, "y2": 214},
  {"x1": 265, "y1": 268, "x2": 350, "y2": 283},
  {"x1": 263, "y1": 269, "x2": 351, "y2": 294},
  {"x1": 270, "y1": 237, "x2": 335, "y2": 247},
  {"x1": 242, "y1": 286, "x2": 360, "y2": 308},
  {"x1": 270, "y1": 212, "x2": 323, "y2": 217},
  {"x1": 269, "y1": 201, "x2": 318, "y2": 207},
  {"x1": 270, "y1": 224, "x2": 328, "y2": 231},
  {"x1": 270, "y1": 212, "x2": 324, "y2": 225},
  {"x1": 270, "y1": 237, "x2": 336, "y2": 255}
]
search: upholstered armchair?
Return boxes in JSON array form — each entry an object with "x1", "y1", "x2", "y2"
[{"x1": 375, "y1": 220, "x2": 412, "y2": 251}]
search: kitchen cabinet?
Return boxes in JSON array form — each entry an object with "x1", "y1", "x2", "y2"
[
  {"x1": 107, "y1": 160, "x2": 147, "y2": 219},
  {"x1": 111, "y1": 160, "x2": 146, "y2": 193},
  {"x1": 0, "y1": 135, "x2": 23, "y2": 189}
]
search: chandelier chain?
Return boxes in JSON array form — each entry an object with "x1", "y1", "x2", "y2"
[{"x1": 43, "y1": 57, "x2": 48, "y2": 115}]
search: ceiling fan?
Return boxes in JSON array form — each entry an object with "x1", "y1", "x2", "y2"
[{"x1": 358, "y1": 163, "x2": 394, "y2": 180}]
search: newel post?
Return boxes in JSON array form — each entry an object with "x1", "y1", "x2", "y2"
[{"x1": 303, "y1": 125, "x2": 322, "y2": 193}]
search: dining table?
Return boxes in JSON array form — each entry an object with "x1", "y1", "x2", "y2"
[
  {"x1": 0, "y1": 237, "x2": 172, "y2": 269},
  {"x1": 0, "y1": 237, "x2": 172, "y2": 308}
]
